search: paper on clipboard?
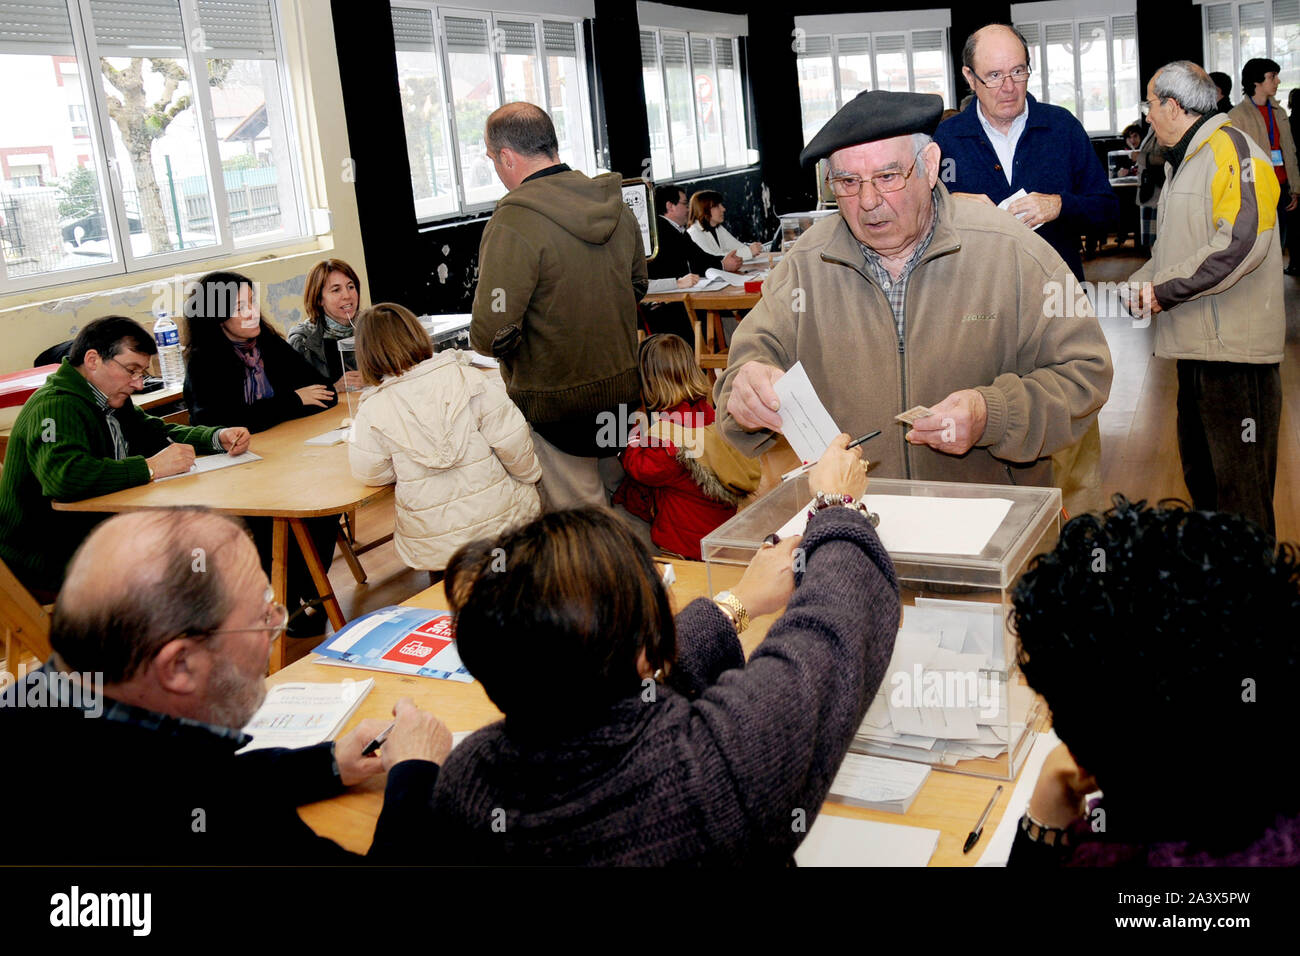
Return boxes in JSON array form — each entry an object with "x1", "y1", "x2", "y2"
[{"x1": 774, "y1": 362, "x2": 841, "y2": 463}]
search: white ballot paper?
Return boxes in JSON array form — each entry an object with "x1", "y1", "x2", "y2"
[
  {"x1": 777, "y1": 493, "x2": 1013, "y2": 555},
  {"x1": 156, "y1": 451, "x2": 262, "y2": 481},
  {"x1": 237, "y1": 679, "x2": 374, "y2": 753},
  {"x1": 774, "y1": 361, "x2": 841, "y2": 464},
  {"x1": 796, "y1": 813, "x2": 939, "y2": 867},
  {"x1": 997, "y1": 188, "x2": 1043, "y2": 231},
  {"x1": 305, "y1": 427, "x2": 349, "y2": 446}
]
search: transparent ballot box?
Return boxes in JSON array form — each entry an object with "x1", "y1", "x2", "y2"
[{"x1": 701, "y1": 476, "x2": 1062, "y2": 780}]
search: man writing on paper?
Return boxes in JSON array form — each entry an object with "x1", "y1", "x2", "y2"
[
  {"x1": 0, "y1": 507, "x2": 452, "y2": 863},
  {"x1": 0, "y1": 316, "x2": 251, "y2": 602},
  {"x1": 715, "y1": 91, "x2": 1113, "y2": 490}
]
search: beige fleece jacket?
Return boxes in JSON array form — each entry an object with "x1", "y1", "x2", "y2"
[{"x1": 715, "y1": 184, "x2": 1113, "y2": 488}]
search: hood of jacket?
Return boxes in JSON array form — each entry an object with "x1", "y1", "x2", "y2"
[
  {"x1": 355, "y1": 351, "x2": 482, "y2": 470},
  {"x1": 495, "y1": 169, "x2": 628, "y2": 245}
]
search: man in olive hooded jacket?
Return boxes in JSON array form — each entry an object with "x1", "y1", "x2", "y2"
[{"x1": 470, "y1": 103, "x2": 648, "y2": 509}]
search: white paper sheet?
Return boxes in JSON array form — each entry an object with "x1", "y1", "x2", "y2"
[
  {"x1": 796, "y1": 813, "x2": 939, "y2": 867},
  {"x1": 997, "y1": 188, "x2": 1043, "y2": 231},
  {"x1": 305, "y1": 427, "x2": 349, "y2": 446},
  {"x1": 828, "y1": 752, "x2": 931, "y2": 806},
  {"x1": 976, "y1": 728, "x2": 1060, "y2": 866},
  {"x1": 773, "y1": 362, "x2": 842, "y2": 464},
  {"x1": 776, "y1": 493, "x2": 1013, "y2": 555},
  {"x1": 238, "y1": 679, "x2": 373, "y2": 753},
  {"x1": 155, "y1": 450, "x2": 262, "y2": 481}
]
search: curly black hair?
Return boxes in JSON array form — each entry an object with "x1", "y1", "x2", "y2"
[{"x1": 1012, "y1": 496, "x2": 1299, "y2": 842}]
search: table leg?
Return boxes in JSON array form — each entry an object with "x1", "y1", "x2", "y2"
[
  {"x1": 269, "y1": 517, "x2": 289, "y2": 674},
  {"x1": 290, "y1": 517, "x2": 346, "y2": 631}
]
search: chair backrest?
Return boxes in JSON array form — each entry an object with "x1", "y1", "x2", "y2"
[{"x1": 0, "y1": 557, "x2": 52, "y2": 664}]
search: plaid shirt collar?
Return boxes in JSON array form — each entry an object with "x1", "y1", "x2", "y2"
[
  {"x1": 856, "y1": 195, "x2": 939, "y2": 337},
  {"x1": 39, "y1": 654, "x2": 251, "y2": 748}
]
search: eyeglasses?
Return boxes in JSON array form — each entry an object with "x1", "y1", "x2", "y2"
[
  {"x1": 192, "y1": 588, "x2": 290, "y2": 640},
  {"x1": 826, "y1": 151, "x2": 924, "y2": 198},
  {"x1": 971, "y1": 66, "x2": 1032, "y2": 88},
  {"x1": 106, "y1": 356, "x2": 150, "y2": 381},
  {"x1": 1139, "y1": 99, "x2": 1162, "y2": 116}
]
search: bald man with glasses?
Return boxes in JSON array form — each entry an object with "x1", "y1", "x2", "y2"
[{"x1": 0, "y1": 507, "x2": 451, "y2": 863}]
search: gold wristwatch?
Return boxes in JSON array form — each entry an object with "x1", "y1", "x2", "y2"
[{"x1": 713, "y1": 590, "x2": 749, "y2": 633}]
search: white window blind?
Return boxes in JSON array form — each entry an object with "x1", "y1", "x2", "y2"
[
  {"x1": 88, "y1": 0, "x2": 185, "y2": 56},
  {"x1": 195, "y1": 0, "x2": 277, "y2": 57},
  {"x1": 0, "y1": 0, "x2": 76, "y2": 54},
  {"x1": 393, "y1": 5, "x2": 435, "y2": 51},
  {"x1": 798, "y1": 35, "x2": 832, "y2": 58},
  {"x1": 837, "y1": 36, "x2": 870, "y2": 57},
  {"x1": 444, "y1": 15, "x2": 488, "y2": 54},
  {"x1": 498, "y1": 19, "x2": 536, "y2": 54},
  {"x1": 542, "y1": 19, "x2": 575, "y2": 55}
]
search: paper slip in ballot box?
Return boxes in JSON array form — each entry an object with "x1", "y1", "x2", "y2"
[{"x1": 701, "y1": 476, "x2": 1062, "y2": 781}]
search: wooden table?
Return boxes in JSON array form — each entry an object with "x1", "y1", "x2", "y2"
[
  {"x1": 53, "y1": 405, "x2": 391, "y2": 671},
  {"x1": 279, "y1": 559, "x2": 1027, "y2": 865}
]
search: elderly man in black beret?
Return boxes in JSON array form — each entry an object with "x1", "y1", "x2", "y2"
[{"x1": 715, "y1": 90, "x2": 1113, "y2": 493}]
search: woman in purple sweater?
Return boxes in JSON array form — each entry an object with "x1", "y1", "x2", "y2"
[{"x1": 425, "y1": 435, "x2": 899, "y2": 865}]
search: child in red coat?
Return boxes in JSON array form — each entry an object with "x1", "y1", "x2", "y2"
[{"x1": 614, "y1": 335, "x2": 759, "y2": 559}]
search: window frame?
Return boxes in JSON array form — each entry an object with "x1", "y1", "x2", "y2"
[
  {"x1": 1200, "y1": 0, "x2": 1300, "y2": 95},
  {"x1": 641, "y1": 26, "x2": 752, "y2": 180},
  {"x1": 1016, "y1": 13, "x2": 1140, "y2": 136},
  {"x1": 0, "y1": 0, "x2": 310, "y2": 295},
  {"x1": 794, "y1": 26, "x2": 954, "y2": 146},
  {"x1": 393, "y1": 2, "x2": 597, "y2": 224}
]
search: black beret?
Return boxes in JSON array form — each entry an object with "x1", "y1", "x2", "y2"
[{"x1": 799, "y1": 90, "x2": 945, "y2": 168}]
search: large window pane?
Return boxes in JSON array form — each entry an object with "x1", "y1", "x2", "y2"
[
  {"x1": 691, "y1": 36, "x2": 723, "y2": 169},
  {"x1": 1113, "y1": 17, "x2": 1140, "y2": 130},
  {"x1": 662, "y1": 32, "x2": 698, "y2": 172},
  {"x1": 209, "y1": 58, "x2": 299, "y2": 246},
  {"x1": 99, "y1": 55, "x2": 219, "y2": 258},
  {"x1": 497, "y1": 19, "x2": 541, "y2": 105},
  {"x1": 1204, "y1": 4, "x2": 1235, "y2": 78},
  {"x1": 394, "y1": 5, "x2": 456, "y2": 220},
  {"x1": 544, "y1": 21, "x2": 587, "y2": 175},
  {"x1": 1044, "y1": 22, "x2": 1077, "y2": 116},
  {"x1": 0, "y1": 8, "x2": 116, "y2": 281},
  {"x1": 716, "y1": 38, "x2": 746, "y2": 168},
  {"x1": 912, "y1": 30, "x2": 948, "y2": 107},
  {"x1": 797, "y1": 36, "x2": 835, "y2": 146},
  {"x1": 1241, "y1": 2, "x2": 1269, "y2": 62},
  {"x1": 1274, "y1": 0, "x2": 1300, "y2": 96},
  {"x1": 1079, "y1": 20, "x2": 1110, "y2": 132},
  {"x1": 873, "y1": 34, "x2": 909, "y2": 93},
  {"x1": 444, "y1": 15, "x2": 502, "y2": 207},
  {"x1": 641, "y1": 32, "x2": 671, "y2": 180},
  {"x1": 836, "y1": 36, "x2": 872, "y2": 103}
]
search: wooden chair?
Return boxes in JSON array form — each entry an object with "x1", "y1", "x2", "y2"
[{"x1": 0, "y1": 556, "x2": 52, "y2": 670}]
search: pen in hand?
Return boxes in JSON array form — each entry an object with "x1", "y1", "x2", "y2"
[
  {"x1": 780, "y1": 429, "x2": 882, "y2": 481},
  {"x1": 360, "y1": 720, "x2": 396, "y2": 757},
  {"x1": 963, "y1": 784, "x2": 1003, "y2": 854}
]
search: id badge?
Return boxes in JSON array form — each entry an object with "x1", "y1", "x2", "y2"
[{"x1": 1272, "y1": 148, "x2": 1285, "y2": 166}]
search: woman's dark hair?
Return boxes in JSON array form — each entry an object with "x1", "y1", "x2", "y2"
[
  {"x1": 1121, "y1": 123, "x2": 1142, "y2": 141},
  {"x1": 1012, "y1": 497, "x2": 1299, "y2": 841},
  {"x1": 182, "y1": 270, "x2": 280, "y2": 361},
  {"x1": 1241, "y1": 57, "x2": 1280, "y2": 97},
  {"x1": 444, "y1": 508, "x2": 676, "y2": 725}
]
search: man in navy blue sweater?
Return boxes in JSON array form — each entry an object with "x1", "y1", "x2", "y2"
[
  {"x1": 935, "y1": 23, "x2": 1118, "y2": 515},
  {"x1": 934, "y1": 23, "x2": 1118, "y2": 282}
]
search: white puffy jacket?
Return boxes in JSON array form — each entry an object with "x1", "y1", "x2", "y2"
[{"x1": 349, "y1": 351, "x2": 541, "y2": 571}]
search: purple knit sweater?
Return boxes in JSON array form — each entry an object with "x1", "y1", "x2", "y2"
[{"x1": 421, "y1": 507, "x2": 900, "y2": 866}]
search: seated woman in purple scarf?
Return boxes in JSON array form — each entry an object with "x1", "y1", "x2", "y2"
[
  {"x1": 183, "y1": 270, "x2": 337, "y2": 433},
  {"x1": 1009, "y1": 498, "x2": 1299, "y2": 866},
  {"x1": 182, "y1": 270, "x2": 340, "y2": 638}
]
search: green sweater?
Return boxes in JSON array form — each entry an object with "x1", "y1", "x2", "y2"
[{"x1": 0, "y1": 361, "x2": 221, "y2": 593}]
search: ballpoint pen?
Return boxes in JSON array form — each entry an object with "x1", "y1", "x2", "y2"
[
  {"x1": 963, "y1": 784, "x2": 1003, "y2": 854},
  {"x1": 780, "y1": 429, "x2": 882, "y2": 481},
  {"x1": 360, "y1": 720, "x2": 396, "y2": 757}
]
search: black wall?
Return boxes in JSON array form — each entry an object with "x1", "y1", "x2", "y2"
[{"x1": 331, "y1": 1, "x2": 1202, "y2": 316}]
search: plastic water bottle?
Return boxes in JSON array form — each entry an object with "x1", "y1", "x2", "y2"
[{"x1": 152, "y1": 312, "x2": 184, "y2": 387}]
